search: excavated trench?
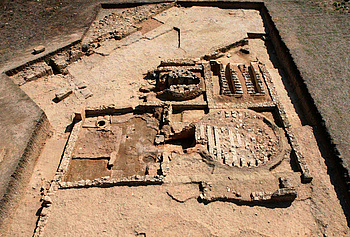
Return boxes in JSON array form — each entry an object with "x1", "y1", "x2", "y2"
[{"x1": 1, "y1": 1, "x2": 350, "y2": 235}]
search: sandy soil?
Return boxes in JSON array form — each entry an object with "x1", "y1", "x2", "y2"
[{"x1": 44, "y1": 185, "x2": 319, "y2": 236}]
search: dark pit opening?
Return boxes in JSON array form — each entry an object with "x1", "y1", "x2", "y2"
[
  {"x1": 166, "y1": 136, "x2": 196, "y2": 150},
  {"x1": 97, "y1": 120, "x2": 106, "y2": 127},
  {"x1": 48, "y1": 60, "x2": 61, "y2": 75}
]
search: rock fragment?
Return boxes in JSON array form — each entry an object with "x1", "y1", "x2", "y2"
[
  {"x1": 33, "y1": 45, "x2": 45, "y2": 54},
  {"x1": 108, "y1": 151, "x2": 118, "y2": 167},
  {"x1": 42, "y1": 195, "x2": 52, "y2": 207},
  {"x1": 40, "y1": 208, "x2": 50, "y2": 216},
  {"x1": 72, "y1": 76, "x2": 87, "y2": 89},
  {"x1": 55, "y1": 87, "x2": 72, "y2": 101},
  {"x1": 155, "y1": 135, "x2": 165, "y2": 145},
  {"x1": 240, "y1": 47, "x2": 250, "y2": 54},
  {"x1": 69, "y1": 49, "x2": 84, "y2": 62},
  {"x1": 49, "y1": 54, "x2": 69, "y2": 73},
  {"x1": 139, "y1": 86, "x2": 152, "y2": 93},
  {"x1": 80, "y1": 88, "x2": 93, "y2": 99}
]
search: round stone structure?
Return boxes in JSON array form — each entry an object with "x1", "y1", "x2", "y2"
[
  {"x1": 156, "y1": 69, "x2": 202, "y2": 101},
  {"x1": 195, "y1": 109, "x2": 287, "y2": 168}
]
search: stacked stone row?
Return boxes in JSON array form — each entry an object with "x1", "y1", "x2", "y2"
[
  {"x1": 58, "y1": 175, "x2": 164, "y2": 189},
  {"x1": 240, "y1": 64, "x2": 256, "y2": 94},
  {"x1": 218, "y1": 62, "x2": 233, "y2": 96},
  {"x1": 250, "y1": 63, "x2": 266, "y2": 94},
  {"x1": 229, "y1": 66, "x2": 243, "y2": 95},
  {"x1": 258, "y1": 63, "x2": 312, "y2": 183}
]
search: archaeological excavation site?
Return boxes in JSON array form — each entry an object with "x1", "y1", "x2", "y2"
[{"x1": 1, "y1": 1, "x2": 349, "y2": 236}]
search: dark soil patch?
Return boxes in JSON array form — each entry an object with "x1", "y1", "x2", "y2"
[
  {"x1": 136, "y1": 17, "x2": 163, "y2": 34},
  {"x1": 64, "y1": 159, "x2": 111, "y2": 182}
]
